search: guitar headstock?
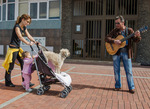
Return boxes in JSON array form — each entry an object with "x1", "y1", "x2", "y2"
[{"x1": 139, "y1": 25, "x2": 148, "y2": 33}]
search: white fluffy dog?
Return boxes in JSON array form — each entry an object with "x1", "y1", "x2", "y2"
[{"x1": 42, "y1": 48, "x2": 70, "y2": 74}]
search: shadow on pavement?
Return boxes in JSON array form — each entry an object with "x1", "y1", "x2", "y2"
[
  {"x1": 71, "y1": 83, "x2": 129, "y2": 92},
  {"x1": 0, "y1": 82, "x2": 26, "y2": 92}
]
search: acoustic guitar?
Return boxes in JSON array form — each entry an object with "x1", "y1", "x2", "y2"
[{"x1": 105, "y1": 26, "x2": 148, "y2": 55}]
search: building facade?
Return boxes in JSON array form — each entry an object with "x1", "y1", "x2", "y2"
[
  {"x1": 0, "y1": 0, "x2": 62, "y2": 54},
  {"x1": 0, "y1": 0, "x2": 150, "y2": 65}
]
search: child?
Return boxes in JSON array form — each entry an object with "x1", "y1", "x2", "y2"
[{"x1": 22, "y1": 51, "x2": 37, "y2": 92}]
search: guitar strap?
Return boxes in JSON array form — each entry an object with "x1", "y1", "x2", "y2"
[
  {"x1": 125, "y1": 27, "x2": 128, "y2": 37},
  {"x1": 125, "y1": 27, "x2": 128, "y2": 45},
  {"x1": 117, "y1": 27, "x2": 128, "y2": 54}
]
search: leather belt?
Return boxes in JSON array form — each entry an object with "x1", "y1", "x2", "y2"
[{"x1": 120, "y1": 47, "x2": 127, "y2": 53}]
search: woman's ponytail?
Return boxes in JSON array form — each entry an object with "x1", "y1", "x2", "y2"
[
  {"x1": 15, "y1": 16, "x2": 22, "y2": 25},
  {"x1": 15, "y1": 14, "x2": 31, "y2": 25}
]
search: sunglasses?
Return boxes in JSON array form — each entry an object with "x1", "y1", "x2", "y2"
[
  {"x1": 26, "y1": 20, "x2": 30, "y2": 24},
  {"x1": 115, "y1": 22, "x2": 121, "y2": 25}
]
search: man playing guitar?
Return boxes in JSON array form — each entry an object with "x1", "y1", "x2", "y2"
[{"x1": 105, "y1": 15, "x2": 141, "y2": 94}]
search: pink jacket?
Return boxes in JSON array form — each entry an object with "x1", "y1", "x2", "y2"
[{"x1": 22, "y1": 58, "x2": 34, "y2": 75}]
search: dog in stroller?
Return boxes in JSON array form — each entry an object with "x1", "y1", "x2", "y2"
[
  {"x1": 31, "y1": 45, "x2": 72, "y2": 98},
  {"x1": 40, "y1": 46, "x2": 70, "y2": 74}
]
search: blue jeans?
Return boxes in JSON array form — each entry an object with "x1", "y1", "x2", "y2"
[{"x1": 112, "y1": 52, "x2": 135, "y2": 90}]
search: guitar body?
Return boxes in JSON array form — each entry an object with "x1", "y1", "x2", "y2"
[{"x1": 105, "y1": 35, "x2": 126, "y2": 55}]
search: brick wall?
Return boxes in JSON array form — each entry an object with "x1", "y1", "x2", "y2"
[
  {"x1": 0, "y1": 29, "x2": 61, "y2": 56},
  {"x1": 136, "y1": 0, "x2": 150, "y2": 65},
  {"x1": 28, "y1": 29, "x2": 61, "y2": 53},
  {"x1": 0, "y1": 29, "x2": 13, "y2": 55}
]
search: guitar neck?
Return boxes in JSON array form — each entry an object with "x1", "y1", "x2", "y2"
[
  {"x1": 119, "y1": 26, "x2": 148, "y2": 42},
  {"x1": 120, "y1": 33, "x2": 135, "y2": 42}
]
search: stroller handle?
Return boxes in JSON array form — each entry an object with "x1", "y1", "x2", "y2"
[
  {"x1": 36, "y1": 42, "x2": 40, "y2": 51},
  {"x1": 30, "y1": 45, "x2": 34, "y2": 51},
  {"x1": 30, "y1": 42, "x2": 41, "y2": 52}
]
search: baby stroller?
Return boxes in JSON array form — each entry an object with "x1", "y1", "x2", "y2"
[{"x1": 30, "y1": 44, "x2": 72, "y2": 98}]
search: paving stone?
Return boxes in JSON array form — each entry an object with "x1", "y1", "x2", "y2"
[{"x1": 0, "y1": 59, "x2": 150, "y2": 109}]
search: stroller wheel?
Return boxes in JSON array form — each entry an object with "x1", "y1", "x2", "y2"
[
  {"x1": 37, "y1": 88, "x2": 44, "y2": 95},
  {"x1": 43, "y1": 85, "x2": 50, "y2": 91},
  {"x1": 67, "y1": 85, "x2": 72, "y2": 93},
  {"x1": 60, "y1": 89, "x2": 69, "y2": 98}
]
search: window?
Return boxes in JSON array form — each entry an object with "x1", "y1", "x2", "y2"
[
  {"x1": 8, "y1": 0, "x2": 15, "y2": 2},
  {"x1": 73, "y1": 40, "x2": 83, "y2": 57},
  {"x1": 39, "y1": 2, "x2": 47, "y2": 19},
  {"x1": 18, "y1": 0, "x2": 28, "y2": 16},
  {"x1": 3, "y1": 0, "x2": 6, "y2": 3},
  {"x1": 29, "y1": 0, "x2": 60, "y2": 20},
  {"x1": 0, "y1": 0, "x2": 61, "y2": 21},
  {"x1": 49, "y1": 0, "x2": 60, "y2": 19},
  {"x1": 8, "y1": 4, "x2": 15, "y2": 20},
  {"x1": 2, "y1": 3, "x2": 6, "y2": 21},
  {"x1": 8, "y1": 0, "x2": 15, "y2": 20},
  {"x1": 0, "y1": 6, "x2": 2, "y2": 20},
  {"x1": 106, "y1": 0, "x2": 115, "y2": 15},
  {"x1": 29, "y1": 2, "x2": 47, "y2": 19},
  {"x1": 118, "y1": 0, "x2": 137, "y2": 15},
  {"x1": 1, "y1": 0, "x2": 15, "y2": 21},
  {"x1": 30, "y1": 3, "x2": 37, "y2": 19},
  {"x1": 19, "y1": 0, "x2": 28, "y2": 2},
  {"x1": 0, "y1": 0, "x2": 1, "y2": 21},
  {"x1": 74, "y1": 1, "x2": 85, "y2": 16}
]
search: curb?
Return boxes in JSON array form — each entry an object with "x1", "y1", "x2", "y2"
[{"x1": 65, "y1": 59, "x2": 141, "y2": 67}]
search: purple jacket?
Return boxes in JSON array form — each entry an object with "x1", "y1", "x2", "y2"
[{"x1": 22, "y1": 58, "x2": 34, "y2": 75}]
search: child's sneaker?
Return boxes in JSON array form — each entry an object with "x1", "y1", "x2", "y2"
[
  {"x1": 26, "y1": 88, "x2": 33, "y2": 92},
  {"x1": 22, "y1": 83, "x2": 25, "y2": 89},
  {"x1": 29, "y1": 82, "x2": 35, "y2": 87}
]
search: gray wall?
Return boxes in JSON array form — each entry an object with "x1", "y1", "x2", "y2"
[
  {"x1": 0, "y1": 20, "x2": 61, "y2": 30},
  {"x1": 0, "y1": 20, "x2": 62, "y2": 55}
]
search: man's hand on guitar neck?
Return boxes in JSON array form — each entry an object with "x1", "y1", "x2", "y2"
[
  {"x1": 134, "y1": 30, "x2": 141, "y2": 37},
  {"x1": 113, "y1": 31, "x2": 140, "y2": 45},
  {"x1": 114, "y1": 40, "x2": 121, "y2": 45}
]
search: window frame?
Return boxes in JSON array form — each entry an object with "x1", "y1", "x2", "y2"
[
  {"x1": 1, "y1": 0, "x2": 15, "y2": 21},
  {"x1": 29, "y1": 1, "x2": 49, "y2": 20},
  {"x1": 29, "y1": 0, "x2": 61, "y2": 20},
  {"x1": 0, "y1": 0, "x2": 61, "y2": 22}
]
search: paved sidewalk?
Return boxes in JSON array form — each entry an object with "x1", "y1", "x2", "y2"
[{"x1": 0, "y1": 59, "x2": 150, "y2": 109}]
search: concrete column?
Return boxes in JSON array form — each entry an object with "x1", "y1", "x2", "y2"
[
  {"x1": 136, "y1": 0, "x2": 150, "y2": 65},
  {"x1": 61, "y1": 0, "x2": 73, "y2": 56}
]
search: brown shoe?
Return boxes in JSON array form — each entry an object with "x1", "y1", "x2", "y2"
[
  {"x1": 114, "y1": 88, "x2": 121, "y2": 91},
  {"x1": 129, "y1": 89, "x2": 135, "y2": 94}
]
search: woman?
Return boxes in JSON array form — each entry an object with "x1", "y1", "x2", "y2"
[{"x1": 2, "y1": 14, "x2": 37, "y2": 87}]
